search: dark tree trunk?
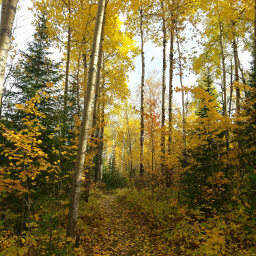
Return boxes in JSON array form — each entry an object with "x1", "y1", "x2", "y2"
[
  {"x1": 139, "y1": 4, "x2": 145, "y2": 179},
  {"x1": 161, "y1": 0, "x2": 167, "y2": 180}
]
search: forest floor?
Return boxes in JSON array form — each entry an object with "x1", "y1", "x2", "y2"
[
  {"x1": 73, "y1": 189, "x2": 256, "y2": 256},
  {"x1": 77, "y1": 192, "x2": 170, "y2": 256}
]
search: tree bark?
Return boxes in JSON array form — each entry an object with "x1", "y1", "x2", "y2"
[
  {"x1": 95, "y1": 55, "x2": 105, "y2": 184},
  {"x1": 167, "y1": 14, "x2": 175, "y2": 187},
  {"x1": 233, "y1": 38, "x2": 240, "y2": 114},
  {"x1": 92, "y1": 14, "x2": 105, "y2": 130},
  {"x1": 94, "y1": 27, "x2": 105, "y2": 184},
  {"x1": 125, "y1": 104, "x2": 133, "y2": 178},
  {"x1": 76, "y1": 56, "x2": 81, "y2": 115},
  {"x1": 229, "y1": 58, "x2": 233, "y2": 117},
  {"x1": 219, "y1": 21, "x2": 229, "y2": 151},
  {"x1": 83, "y1": 53, "x2": 88, "y2": 101},
  {"x1": 139, "y1": 4, "x2": 145, "y2": 178},
  {"x1": 0, "y1": 0, "x2": 18, "y2": 118},
  {"x1": 176, "y1": 23, "x2": 186, "y2": 158},
  {"x1": 66, "y1": 0, "x2": 106, "y2": 238},
  {"x1": 161, "y1": 0, "x2": 166, "y2": 180},
  {"x1": 219, "y1": 21, "x2": 227, "y2": 117},
  {"x1": 64, "y1": 0, "x2": 71, "y2": 110},
  {"x1": 231, "y1": 21, "x2": 240, "y2": 114},
  {"x1": 94, "y1": 104, "x2": 105, "y2": 184},
  {"x1": 97, "y1": 113, "x2": 105, "y2": 182}
]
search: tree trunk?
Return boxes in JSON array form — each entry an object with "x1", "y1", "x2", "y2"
[
  {"x1": 139, "y1": 4, "x2": 145, "y2": 178},
  {"x1": 95, "y1": 52, "x2": 106, "y2": 184},
  {"x1": 219, "y1": 21, "x2": 227, "y2": 117},
  {"x1": 92, "y1": 15, "x2": 105, "y2": 130},
  {"x1": 238, "y1": 56, "x2": 246, "y2": 85},
  {"x1": 76, "y1": 56, "x2": 81, "y2": 115},
  {"x1": 125, "y1": 103, "x2": 134, "y2": 186},
  {"x1": 161, "y1": 0, "x2": 166, "y2": 180},
  {"x1": 219, "y1": 21, "x2": 229, "y2": 150},
  {"x1": 233, "y1": 38, "x2": 240, "y2": 114},
  {"x1": 83, "y1": 53, "x2": 88, "y2": 102},
  {"x1": 92, "y1": 27, "x2": 105, "y2": 184},
  {"x1": 231, "y1": 21, "x2": 240, "y2": 114},
  {"x1": 176, "y1": 23, "x2": 186, "y2": 158},
  {"x1": 64, "y1": 0, "x2": 71, "y2": 110},
  {"x1": 94, "y1": 111, "x2": 105, "y2": 184},
  {"x1": 0, "y1": 0, "x2": 19, "y2": 118},
  {"x1": 167, "y1": 14, "x2": 175, "y2": 187},
  {"x1": 97, "y1": 117, "x2": 105, "y2": 182},
  {"x1": 66, "y1": 0, "x2": 106, "y2": 238},
  {"x1": 229, "y1": 58, "x2": 233, "y2": 117}
]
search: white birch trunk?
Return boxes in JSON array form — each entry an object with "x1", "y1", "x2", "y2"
[
  {"x1": 66, "y1": 0, "x2": 106, "y2": 238},
  {"x1": 0, "y1": 0, "x2": 18, "y2": 117}
]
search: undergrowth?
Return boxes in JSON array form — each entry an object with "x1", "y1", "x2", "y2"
[
  {"x1": 1, "y1": 188, "x2": 255, "y2": 255},
  {"x1": 0, "y1": 188, "x2": 104, "y2": 256},
  {"x1": 117, "y1": 188, "x2": 256, "y2": 256}
]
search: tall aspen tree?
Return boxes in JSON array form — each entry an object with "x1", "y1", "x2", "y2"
[
  {"x1": 125, "y1": 104, "x2": 133, "y2": 179},
  {"x1": 167, "y1": 13, "x2": 175, "y2": 187},
  {"x1": 0, "y1": 0, "x2": 18, "y2": 117},
  {"x1": 161, "y1": 0, "x2": 166, "y2": 178},
  {"x1": 176, "y1": 22, "x2": 186, "y2": 158},
  {"x1": 66, "y1": 0, "x2": 106, "y2": 238},
  {"x1": 219, "y1": 21, "x2": 229, "y2": 150},
  {"x1": 93, "y1": 15, "x2": 105, "y2": 184},
  {"x1": 219, "y1": 21, "x2": 227, "y2": 117},
  {"x1": 229, "y1": 58, "x2": 233, "y2": 117},
  {"x1": 139, "y1": 3, "x2": 145, "y2": 178},
  {"x1": 94, "y1": 87, "x2": 105, "y2": 184},
  {"x1": 232, "y1": 35, "x2": 240, "y2": 114},
  {"x1": 64, "y1": 0, "x2": 71, "y2": 110}
]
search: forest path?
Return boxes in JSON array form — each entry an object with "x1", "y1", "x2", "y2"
[{"x1": 79, "y1": 193, "x2": 169, "y2": 256}]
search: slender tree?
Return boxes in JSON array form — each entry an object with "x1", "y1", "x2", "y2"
[
  {"x1": 219, "y1": 21, "x2": 229, "y2": 150},
  {"x1": 0, "y1": 0, "x2": 18, "y2": 117},
  {"x1": 233, "y1": 36, "x2": 240, "y2": 114},
  {"x1": 139, "y1": 3, "x2": 145, "y2": 178},
  {"x1": 176, "y1": 22, "x2": 186, "y2": 158},
  {"x1": 219, "y1": 21, "x2": 227, "y2": 117},
  {"x1": 161, "y1": 0, "x2": 167, "y2": 179},
  {"x1": 93, "y1": 15, "x2": 105, "y2": 184},
  {"x1": 63, "y1": 0, "x2": 71, "y2": 110},
  {"x1": 66, "y1": 0, "x2": 106, "y2": 238},
  {"x1": 167, "y1": 10, "x2": 175, "y2": 187}
]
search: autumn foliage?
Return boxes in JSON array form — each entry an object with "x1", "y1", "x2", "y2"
[{"x1": 0, "y1": 0, "x2": 256, "y2": 254}]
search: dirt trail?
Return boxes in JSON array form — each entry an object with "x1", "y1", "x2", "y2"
[{"x1": 79, "y1": 193, "x2": 170, "y2": 256}]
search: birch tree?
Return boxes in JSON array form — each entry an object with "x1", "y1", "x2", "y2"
[
  {"x1": 161, "y1": 0, "x2": 166, "y2": 180},
  {"x1": 66, "y1": 0, "x2": 106, "y2": 238},
  {"x1": 0, "y1": 0, "x2": 18, "y2": 117},
  {"x1": 139, "y1": 3, "x2": 145, "y2": 179}
]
